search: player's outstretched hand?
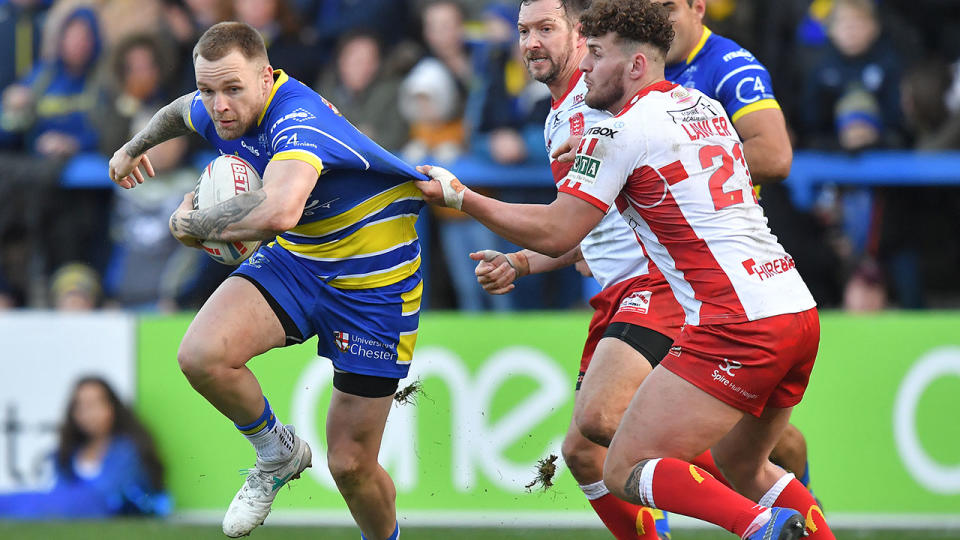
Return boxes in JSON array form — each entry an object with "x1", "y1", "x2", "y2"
[
  {"x1": 168, "y1": 192, "x2": 203, "y2": 249},
  {"x1": 109, "y1": 146, "x2": 155, "y2": 189},
  {"x1": 415, "y1": 165, "x2": 467, "y2": 210},
  {"x1": 551, "y1": 135, "x2": 582, "y2": 163},
  {"x1": 470, "y1": 250, "x2": 530, "y2": 295}
]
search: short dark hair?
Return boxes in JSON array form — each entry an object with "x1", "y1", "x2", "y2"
[
  {"x1": 580, "y1": 0, "x2": 674, "y2": 58},
  {"x1": 193, "y1": 21, "x2": 268, "y2": 64},
  {"x1": 519, "y1": 0, "x2": 592, "y2": 22}
]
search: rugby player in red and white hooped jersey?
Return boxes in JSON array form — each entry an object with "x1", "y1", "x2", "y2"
[
  {"x1": 416, "y1": 1, "x2": 833, "y2": 539},
  {"x1": 652, "y1": 0, "x2": 817, "y2": 486},
  {"x1": 472, "y1": 2, "x2": 680, "y2": 538}
]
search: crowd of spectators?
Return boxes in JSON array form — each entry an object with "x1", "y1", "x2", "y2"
[{"x1": 0, "y1": 0, "x2": 958, "y2": 312}]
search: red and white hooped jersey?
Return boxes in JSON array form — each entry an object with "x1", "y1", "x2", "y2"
[
  {"x1": 558, "y1": 80, "x2": 816, "y2": 325},
  {"x1": 545, "y1": 72, "x2": 651, "y2": 289}
]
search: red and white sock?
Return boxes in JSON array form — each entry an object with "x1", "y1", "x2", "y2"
[
  {"x1": 580, "y1": 480, "x2": 661, "y2": 540},
  {"x1": 690, "y1": 449, "x2": 732, "y2": 488},
  {"x1": 634, "y1": 457, "x2": 768, "y2": 538},
  {"x1": 761, "y1": 473, "x2": 834, "y2": 540}
]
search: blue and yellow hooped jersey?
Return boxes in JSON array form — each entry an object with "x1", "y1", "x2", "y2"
[
  {"x1": 665, "y1": 27, "x2": 780, "y2": 124},
  {"x1": 186, "y1": 70, "x2": 426, "y2": 290}
]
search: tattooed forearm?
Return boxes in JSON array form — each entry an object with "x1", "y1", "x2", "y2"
[
  {"x1": 124, "y1": 93, "x2": 194, "y2": 157},
  {"x1": 177, "y1": 191, "x2": 276, "y2": 241},
  {"x1": 622, "y1": 460, "x2": 649, "y2": 505}
]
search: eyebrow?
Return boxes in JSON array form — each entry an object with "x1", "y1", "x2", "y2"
[{"x1": 518, "y1": 16, "x2": 560, "y2": 28}]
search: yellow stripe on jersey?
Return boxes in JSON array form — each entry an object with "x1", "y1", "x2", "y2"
[
  {"x1": 328, "y1": 255, "x2": 422, "y2": 290},
  {"x1": 401, "y1": 280, "x2": 423, "y2": 316},
  {"x1": 288, "y1": 182, "x2": 422, "y2": 238},
  {"x1": 730, "y1": 98, "x2": 781, "y2": 123},
  {"x1": 397, "y1": 330, "x2": 419, "y2": 364},
  {"x1": 186, "y1": 103, "x2": 196, "y2": 132},
  {"x1": 257, "y1": 69, "x2": 289, "y2": 126},
  {"x1": 273, "y1": 149, "x2": 324, "y2": 177},
  {"x1": 277, "y1": 214, "x2": 418, "y2": 259},
  {"x1": 686, "y1": 27, "x2": 712, "y2": 65}
]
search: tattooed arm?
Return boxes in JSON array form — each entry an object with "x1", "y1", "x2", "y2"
[
  {"x1": 169, "y1": 159, "x2": 319, "y2": 246},
  {"x1": 108, "y1": 93, "x2": 195, "y2": 189}
]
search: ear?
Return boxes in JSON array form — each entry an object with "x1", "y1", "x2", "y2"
[
  {"x1": 263, "y1": 64, "x2": 274, "y2": 88},
  {"x1": 629, "y1": 50, "x2": 648, "y2": 81},
  {"x1": 574, "y1": 21, "x2": 586, "y2": 45},
  {"x1": 692, "y1": 0, "x2": 707, "y2": 21}
]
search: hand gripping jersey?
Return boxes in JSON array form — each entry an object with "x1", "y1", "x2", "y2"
[
  {"x1": 187, "y1": 70, "x2": 425, "y2": 290},
  {"x1": 558, "y1": 81, "x2": 816, "y2": 326},
  {"x1": 545, "y1": 72, "x2": 650, "y2": 289},
  {"x1": 665, "y1": 27, "x2": 781, "y2": 124}
]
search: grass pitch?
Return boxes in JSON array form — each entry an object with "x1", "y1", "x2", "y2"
[{"x1": 2, "y1": 521, "x2": 960, "y2": 540}]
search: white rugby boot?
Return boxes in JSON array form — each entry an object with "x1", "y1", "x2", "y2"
[{"x1": 222, "y1": 426, "x2": 312, "y2": 537}]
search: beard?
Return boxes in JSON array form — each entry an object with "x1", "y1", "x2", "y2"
[
  {"x1": 584, "y1": 65, "x2": 626, "y2": 112},
  {"x1": 525, "y1": 47, "x2": 570, "y2": 85},
  {"x1": 213, "y1": 116, "x2": 251, "y2": 140}
]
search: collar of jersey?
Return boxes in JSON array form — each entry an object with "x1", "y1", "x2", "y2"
[
  {"x1": 615, "y1": 80, "x2": 678, "y2": 118},
  {"x1": 257, "y1": 69, "x2": 289, "y2": 126},
  {"x1": 551, "y1": 70, "x2": 583, "y2": 110},
  {"x1": 685, "y1": 26, "x2": 712, "y2": 65}
]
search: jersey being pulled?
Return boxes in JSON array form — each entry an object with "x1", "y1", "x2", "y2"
[
  {"x1": 187, "y1": 70, "x2": 425, "y2": 290},
  {"x1": 558, "y1": 81, "x2": 815, "y2": 325},
  {"x1": 665, "y1": 27, "x2": 780, "y2": 124},
  {"x1": 544, "y1": 72, "x2": 650, "y2": 289}
]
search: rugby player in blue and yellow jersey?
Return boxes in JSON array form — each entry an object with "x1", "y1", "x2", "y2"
[
  {"x1": 653, "y1": 0, "x2": 816, "y2": 489},
  {"x1": 657, "y1": 0, "x2": 793, "y2": 185},
  {"x1": 108, "y1": 22, "x2": 422, "y2": 540}
]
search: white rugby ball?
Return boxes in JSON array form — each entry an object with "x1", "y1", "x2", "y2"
[{"x1": 193, "y1": 154, "x2": 263, "y2": 265}]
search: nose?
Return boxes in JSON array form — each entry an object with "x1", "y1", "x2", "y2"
[
  {"x1": 579, "y1": 55, "x2": 591, "y2": 73},
  {"x1": 213, "y1": 93, "x2": 229, "y2": 114}
]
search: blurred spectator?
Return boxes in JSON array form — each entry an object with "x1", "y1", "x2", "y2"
[
  {"x1": 843, "y1": 258, "x2": 887, "y2": 312},
  {"x1": 233, "y1": 0, "x2": 321, "y2": 84},
  {"x1": 0, "y1": 0, "x2": 48, "y2": 125},
  {"x1": 0, "y1": 6, "x2": 109, "y2": 307},
  {"x1": 96, "y1": 33, "x2": 176, "y2": 154},
  {"x1": 1, "y1": 6, "x2": 102, "y2": 155},
  {"x1": 902, "y1": 59, "x2": 960, "y2": 150},
  {"x1": 399, "y1": 57, "x2": 464, "y2": 162},
  {"x1": 315, "y1": 30, "x2": 408, "y2": 151},
  {"x1": 297, "y1": 0, "x2": 413, "y2": 67},
  {"x1": 0, "y1": 377, "x2": 170, "y2": 518},
  {"x1": 399, "y1": 0, "x2": 471, "y2": 162},
  {"x1": 50, "y1": 262, "x2": 101, "y2": 310},
  {"x1": 800, "y1": 0, "x2": 904, "y2": 150}
]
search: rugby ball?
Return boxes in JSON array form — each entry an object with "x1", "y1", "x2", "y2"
[{"x1": 193, "y1": 154, "x2": 263, "y2": 265}]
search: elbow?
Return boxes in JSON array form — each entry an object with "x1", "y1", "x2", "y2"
[
  {"x1": 769, "y1": 150, "x2": 793, "y2": 182},
  {"x1": 539, "y1": 236, "x2": 579, "y2": 258},
  {"x1": 264, "y1": 206, "x2": 302, "y2": 234}
]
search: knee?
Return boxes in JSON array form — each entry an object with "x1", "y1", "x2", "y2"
[
  {"x1": 177, "y1": 337, "x2": 226, "y2": 384},
  {"x1": 327, "y1": 446, "x2": 375, "y2": 489},
  {"x1": 561, "y1": 430, "x2": 604, "y2": 482},
  {"x1": 574, "y1": 406, "x2": 618, "y2": 448}
]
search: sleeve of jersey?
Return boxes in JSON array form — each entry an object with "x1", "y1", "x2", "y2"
[
  {"x1": 712, "y1": 55, "x2": 781, "y2": 123},
  {"x1": 268, "y1": 109, "x2": 369, "y2": 177},
  {"x1": 555, "y1": 133, "x2": 630, "y2": 212},
  {"x1": 186, "y1": 92, "x2": 211, "y2": 138}
]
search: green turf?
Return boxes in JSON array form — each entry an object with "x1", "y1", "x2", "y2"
[{"x1": 1, "y1": 522, "x2": 960, "y2": 540}]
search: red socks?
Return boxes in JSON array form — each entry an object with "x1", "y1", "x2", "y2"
[
  {"x1": 581, "y1": 481, "x2": 663, "y2": 539},
  {"x1": 641, "y1": 457, "x2": 766, "y2": 537},
  {"x1": 762, "y1": 474, "x2": 834, "y2": 540},
  {"x1": 690, "y1": 449, "x2": 731, "y2": 488}
]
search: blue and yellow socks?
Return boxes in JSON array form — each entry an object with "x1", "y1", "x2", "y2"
[
  {"x1": 361, "y1": 522, "x2": 399, "y2": 540},
  {"x1": 235, "y1": 397, "x2": 294, "y2": 463}
]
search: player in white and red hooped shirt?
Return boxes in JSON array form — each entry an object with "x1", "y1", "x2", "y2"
[
  {"x1": 416, "y1": 1, "x2": 834, "y2": 539},
  {"x1": 471, "y1": 2, "x2": 682, "y2": 538}
]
